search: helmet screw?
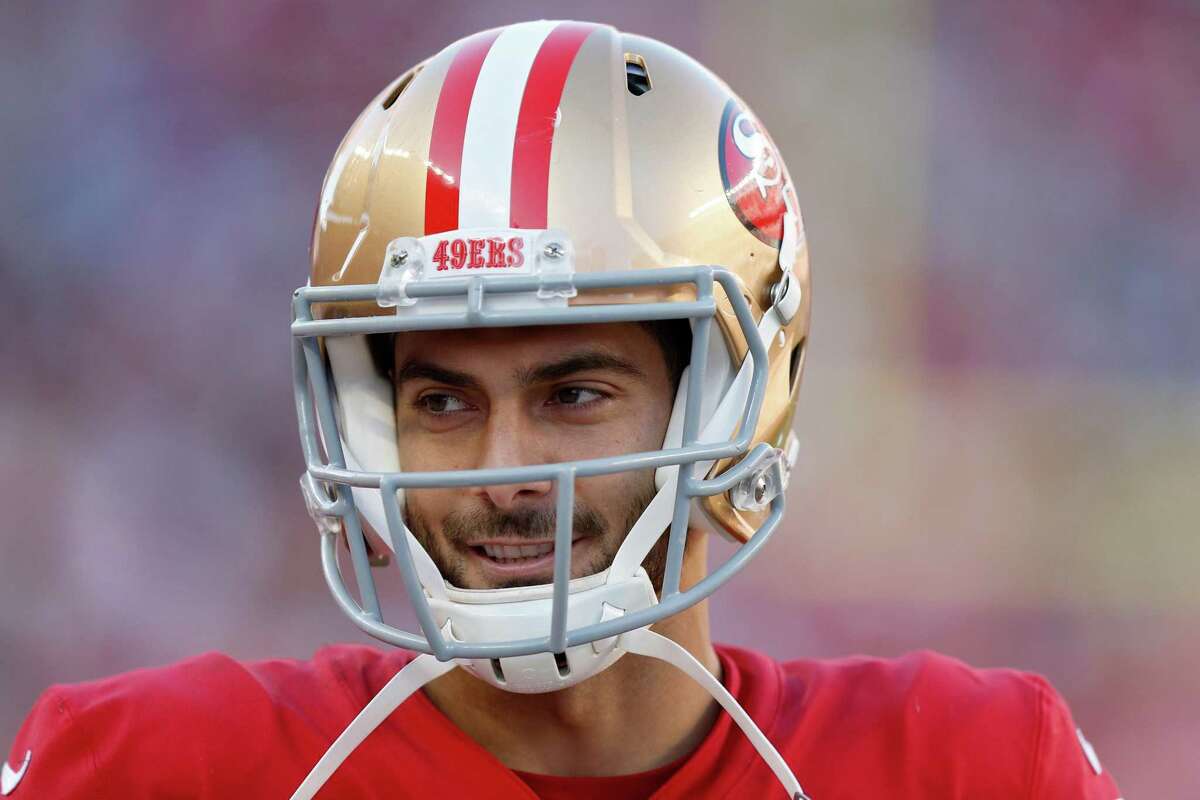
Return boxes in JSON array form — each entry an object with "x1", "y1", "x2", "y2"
[
  {"x1": 390, "y1": 250, "x2": 408, "y2": 267},
  {"x1": 543, "y1": 242, "x2": 564, "y2": 260},
  {"x1": 753, "y1": 476, "x2": 769, "y2": 504}
]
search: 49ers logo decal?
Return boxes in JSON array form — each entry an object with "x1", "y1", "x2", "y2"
[
  {"x1": 718, "y1": 99, "x2": 790, "y2": 247},
  {"x1": 432, "y1": 236, "x2": 525, "y2": 271}
]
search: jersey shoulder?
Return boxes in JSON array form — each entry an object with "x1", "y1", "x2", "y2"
[
  {"x1": 794, "y1": 648, "x2": 1045, "y2": 730},
  {"x1": 775, "y1": 649, "x2": 1121, "y2": 798},
  {"x1": 5, "y1": 644, "x2": 405, "y2": 799}
]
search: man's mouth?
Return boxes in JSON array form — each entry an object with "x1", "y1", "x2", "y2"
[
  {"x1": 466, "y1": 536, "x2": 590, "y2": 578},
  {"x1": 477, "y1": 541, "x2": 555, "y2": 562}
]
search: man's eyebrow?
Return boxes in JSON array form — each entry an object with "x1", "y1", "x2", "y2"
[
  {"x1": 393, "y1": 351, "x2": 646, "y2": 390},
  {"x1": 393, "y1": 360, "x2": 480, "y2": 390},
  {"x1": 516, "y1": 351, "x2": 646, "y2": 385}
]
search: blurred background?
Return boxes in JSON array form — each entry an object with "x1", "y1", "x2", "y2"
[{"x1": 1, "y1": 0, "x2": 1196, "y2": 794}]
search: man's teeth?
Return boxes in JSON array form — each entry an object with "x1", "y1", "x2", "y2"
[{"x1": 481, "y1": 542, "x2": 555, "y2": 560}]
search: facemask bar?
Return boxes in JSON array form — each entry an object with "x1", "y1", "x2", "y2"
[{"x1": 292, "y1": 266, "x2": 782, "y2": 661}]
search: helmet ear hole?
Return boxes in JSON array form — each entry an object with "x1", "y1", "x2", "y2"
[{"x1": 788, "y1": 339, "x2": 806, "y2": 394}]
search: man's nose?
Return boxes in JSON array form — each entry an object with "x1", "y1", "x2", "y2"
[{"x1": 472, "y1": 417, "x2": 554, "y2": 511}]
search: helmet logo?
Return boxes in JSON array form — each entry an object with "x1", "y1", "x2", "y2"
[
  {"x1": 432, "y1": 235, "x2": 526, "y2": 271},
  {"x1": 718, "y1": 99, "x2": 788, "y2": 247}
]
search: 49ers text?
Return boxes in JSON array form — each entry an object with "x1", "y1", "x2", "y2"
[{"x1": 432, "y1": 237, "x2": 525, "y2": 271}]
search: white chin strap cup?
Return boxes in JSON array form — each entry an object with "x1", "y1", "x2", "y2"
[{"x1": 288, "y1": 629, "x2": 810, "y2": 800}]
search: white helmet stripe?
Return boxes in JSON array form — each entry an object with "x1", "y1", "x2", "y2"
[{"x1": 458, "y1": 21, "x2": 559, "y2": 228}]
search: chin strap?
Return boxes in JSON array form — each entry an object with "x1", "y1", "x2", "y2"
[
  {"x1": 290, "y1": 631, "x2": 810, "y2": 800},
  {"x1": 288, "y1": 653, "x2": 457, "y2": 800},
  {"x1": 621, "y1": 628, "x2": 811, "y2": 800}
]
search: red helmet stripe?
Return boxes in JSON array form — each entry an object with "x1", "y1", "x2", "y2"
[
  {"x1": 509, "y1": 22, "x2": 596, "y2": 229},
  {"x1": 424, "y1": 29, "x2": 502, "y2": 234}
]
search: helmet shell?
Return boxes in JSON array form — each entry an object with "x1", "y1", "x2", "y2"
[{"x1": 309, "y1": 21, "x2": 810, "y2": 542}]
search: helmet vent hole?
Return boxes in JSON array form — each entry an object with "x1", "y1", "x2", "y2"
[
  {"x1": 788, "y1": 339, "x2": 806, "y2": 393},
  {"x1": 490, "y1": 658, "x2": 507, "y2": 684},
  {"x1": 381, "y1": 64, "x2": 424, "y2": 110},
  {"x1": 553, "y1": 651, "x2": 571, "y2": 677},
  {"x1": 625, "y1": 54, "x2": 652, "y2": 96}
]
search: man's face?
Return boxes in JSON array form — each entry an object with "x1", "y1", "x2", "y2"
[{"x1": 393, "y1": 323, "x2": 676, "y2": 590}]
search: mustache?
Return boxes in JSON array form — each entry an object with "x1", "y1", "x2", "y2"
[{"x1": 440, "y1": 504, "x2": 608, "y2": 544}]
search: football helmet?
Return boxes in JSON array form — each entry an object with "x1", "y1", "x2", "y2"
[{"x1": 291, "y1": 20, "x2": 811, "y2": 799}]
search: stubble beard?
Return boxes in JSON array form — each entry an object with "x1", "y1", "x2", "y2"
[{"x1": 404, "y1": 478, "x2": 671, "y2": 592}]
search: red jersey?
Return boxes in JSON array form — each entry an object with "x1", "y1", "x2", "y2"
[{"x1": 4, "y1": 644, "x2": 1120, "y2": 799}]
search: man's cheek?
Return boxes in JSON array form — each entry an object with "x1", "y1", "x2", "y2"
[{"x1": 406, "y1": 489, "x2": 451, "y2": 520}]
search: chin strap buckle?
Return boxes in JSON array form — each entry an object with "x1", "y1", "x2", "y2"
[{"x1": 299, "y1": 472, "x2": 343, "y2": 537}]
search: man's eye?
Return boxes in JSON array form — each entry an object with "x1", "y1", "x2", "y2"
[
  {"x1": 550, "y1": 387, "x2": 605, "y2": 406},
  {"x1": 416, "y1": 393, "x2": 471, "y2": 415}
]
